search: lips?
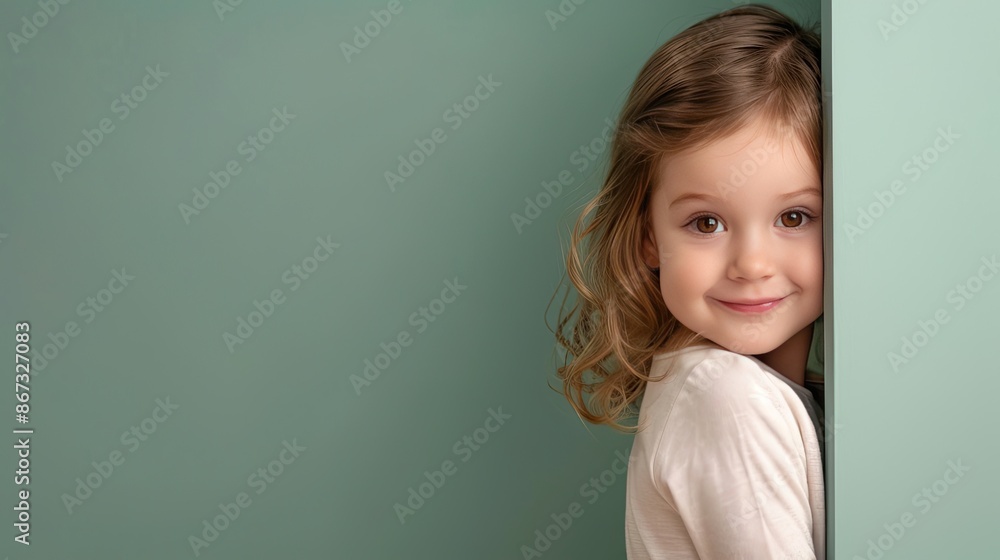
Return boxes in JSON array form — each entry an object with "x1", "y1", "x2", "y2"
[
  {"x1": 713, "y1": 296, "x2": 786, "y2": 314},
  {"x1": 723, "y1": 297, "x2": 784, "y2": 306}
]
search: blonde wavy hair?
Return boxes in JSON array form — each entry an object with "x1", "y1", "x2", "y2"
[{"x1": 547, "y1": 4, "x2": 822, "y2": 433}]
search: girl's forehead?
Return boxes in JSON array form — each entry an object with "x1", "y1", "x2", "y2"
[
  {"x1": 659, "y1": 131, "x2": 815, "y2": 175},
  {"x1": 652, "y1": 133, "x2": 821, "y2": 204},
  {"x1": 660, "y1": 119, "x2": 806, "y2": 163}
]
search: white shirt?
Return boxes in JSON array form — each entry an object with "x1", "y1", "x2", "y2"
[{"x1": 625, "y1": 345, "x2": 826, "y2": 559}]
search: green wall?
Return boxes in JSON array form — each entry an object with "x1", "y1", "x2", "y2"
[
  {"x1": 826, "y1": 0, "x2": 997, "y2": 558},
  {"x1": 0, "y1": 2, "x2": 810, "y2": 558}
]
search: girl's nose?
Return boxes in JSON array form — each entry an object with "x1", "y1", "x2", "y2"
[{"x1": 729, "y1": 231, "x2": 776, "y2": 282}]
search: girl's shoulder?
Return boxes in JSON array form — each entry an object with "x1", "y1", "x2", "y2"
[
  {"x1": 643, "y1": 344, "x2": 786, "y2": 418},
  {"x1": 650, "y1": 343, "x2": 766, "y2": 383},
  {"x1": 635, "y1": 345, "x2": 800, "y2": 463}
]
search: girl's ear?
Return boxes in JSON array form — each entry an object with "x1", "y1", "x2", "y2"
[{"x1": 641, "y1": 227, "x2": 659, "y2": 270}]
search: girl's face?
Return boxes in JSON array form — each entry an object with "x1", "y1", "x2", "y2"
[{"x1": 642, "y1": 118, "x2": 823, "y2": 355}]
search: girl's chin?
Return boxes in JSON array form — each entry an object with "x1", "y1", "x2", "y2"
[{"x1": 705, "y1": 334, "x2": 781, "y2": 356}]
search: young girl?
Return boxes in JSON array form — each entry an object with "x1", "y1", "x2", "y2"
[{"x1": 550, "y1": 5, "x2": 825, "y2": 559}]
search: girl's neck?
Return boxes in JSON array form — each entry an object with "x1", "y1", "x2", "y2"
[{"x1": 752, "y1": 322, "x2": 814, "y2": 386}]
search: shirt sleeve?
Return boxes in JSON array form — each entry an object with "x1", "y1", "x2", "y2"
[{"x1": 650, "y1": 353, "x2": 817, "y2": 560}]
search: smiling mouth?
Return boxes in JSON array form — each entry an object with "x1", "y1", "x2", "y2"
[{"x1": 712, "y1": 296, "x2": 786, "y2": 314}]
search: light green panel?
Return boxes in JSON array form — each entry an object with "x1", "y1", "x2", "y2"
[
  {"x1": 0, "y1": 1, "x2": 828, "y2": 559},
  {"x1": 826, "y1": 0, "x2": 997, "y2": 558}
]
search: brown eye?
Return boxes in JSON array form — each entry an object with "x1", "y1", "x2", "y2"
[
  {"x1": 695, "y1": 216, "x2": 721, "y2": 234},
  {"x1": 780, "y1": 211, "x2": 804, "y2": 228}
]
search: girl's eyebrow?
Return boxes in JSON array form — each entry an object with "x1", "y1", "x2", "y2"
[{"x1": 668, "y1": 186, "x2": 821, "y2": 209}]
